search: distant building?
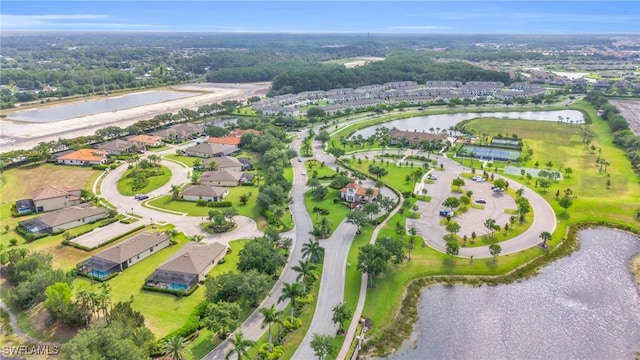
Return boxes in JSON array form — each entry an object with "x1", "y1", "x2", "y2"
[
  {"x1": 200, "y1": 170, "x2": 253, "y2": 187},
  {"x1": 95, "y1": 139, "x2": 135, "y2": 155},
  {"x1": 29, "y1": 185, "x2": 82, "y2": 213},
  {"x1": 387, "y1": 129, "x2": 448, "y2": 145},
  {"x1": 184, "y1": 143, "x2": 239, "y2": 158},
  {"x1": 127, "y1": 134, "x2": 163, "y2": 149}
]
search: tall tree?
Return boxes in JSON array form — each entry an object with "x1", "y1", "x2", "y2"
[
  {"x1": 489, "y1": 243, "x2": 502, "y2": 263},
  {"x1": 225, "y1": 332, "x2": 256, "y2": 360},
  {"x1": 539, "y1": 231, "x2": 552, "y2": 248},
  {"x1": 445, "y1": 241, "x2": 459, "y2": 261},
  {"x1": 259, "y1": 305, "x2": 280, "y2": 353},
  {"x1": 310, "y1": 333, "x2": 335, "y2": 360},
  {"x1": 302, "y1": 238, "x2": 324, "y2": 263},
  {"x1": 291, "y1": 259, "x2": 317, "y2": 293},
  {"x1": 162, "y1": 336, "x2": 191, "y2": 360},
  {"x1": 278, "y1": 282, "x2": 304, "y2": 322},
  {"x1": 331, "y1": 302, "x2": 352, "y2": 334}
]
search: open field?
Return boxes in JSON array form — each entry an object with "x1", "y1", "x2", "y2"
[
  {"x1": 0, "y1": 82, "x2": 271, "y2": 152},
  {"x1": 609, "y1": 99, "x2": 640, "y2": 136},
  {"x1": 0, "y1": 163, "x2": 101, "y2": 203},
  {"x1": 303, "y1": 188, "x2": 351, "y2": 236}
]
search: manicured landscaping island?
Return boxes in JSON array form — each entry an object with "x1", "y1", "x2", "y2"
[{"x1": 117, "y1": 163, "x2": 172, "y2": 196}]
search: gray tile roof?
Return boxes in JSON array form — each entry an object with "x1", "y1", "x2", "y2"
[
  {"x1": 203, "y1": 156, "x2": 242, "y2": 169},
  {"x1": 181, "y1": 185, "x2": 228, "y2": 197},
  {"x1": 37, "y1": 204, "x2": 107, "y2": 228},
  {"x1": 185, "y1": 143, "x2": 237, "y2": 155},
  {"x1": 200, "y1": 170, "x2": 244, "y2": 182},
  {"x1": 157, "y1": 242, "x2": 227, "y2": 275},
  {"x1": 94, "y1": 232, "x2": 169, "y2": 264}
]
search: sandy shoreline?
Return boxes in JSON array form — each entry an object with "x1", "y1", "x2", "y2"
[{"x1": 0, "y1": 82, "x2": 270, "y2": 152}]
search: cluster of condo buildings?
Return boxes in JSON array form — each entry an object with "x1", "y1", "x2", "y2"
[{"x1": 251, "y1": 80, "x2": 546, "y2": 117}]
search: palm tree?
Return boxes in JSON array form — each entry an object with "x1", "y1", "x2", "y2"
[
  {"x1": 225, "y1": 332, "x2": 256, "y2": 360},
  {"x1": 539, "y1": 231, "x2": 552, "y2": 248},
  {"x1": 278, "y1": 282, "x2": 304, "y2": 322},
  {"x1": 164, "y1": 229, "x2": 178, "y2": 244},
  {"x1": 291, "y1": 260, "x2": 317, "y2": 293},
  {"x1": 162, "y1": 335, "x2": 191, "y2": 360},
  {"x1": 189, "y1": 234, "x2": 205, "y2": 242},
  {"x1": 170, "y1": 184, "x2": 181, "y2": 200},
  {"x1": 302, "y1": 238, "x2": 323, "y2": 263},
  {"x1": 259, "y1": 305, "x2": 281, "y2": 353}
]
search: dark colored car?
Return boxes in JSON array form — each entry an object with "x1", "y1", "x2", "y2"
[{"x1": 475, "y1": 199, "x2": 487, "y2": 204}]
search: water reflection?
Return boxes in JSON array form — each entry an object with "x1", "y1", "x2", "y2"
[
  {"x1": 8, "y1": 91, "x2": 197, "y2": 123},
  {"x1": 353, "y1": 110, "x2": 584, "y2": 138},
  {"x1": 388, "y1": 229, "x2": 640, "y2": 360}
]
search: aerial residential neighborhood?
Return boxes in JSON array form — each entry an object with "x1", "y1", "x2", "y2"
[{"x1": 0, "y1": 4, "x2": 639, "y2": 360}]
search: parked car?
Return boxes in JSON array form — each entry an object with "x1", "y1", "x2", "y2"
[
  {"x1": 298, "y1": 158, "x2": 303, "y2": 162},
  {"x1": 475, "y1": 199, "x2": 487, "y2": 204},
  {"x1": 439, "y1": 209, "x2": 454, "y2": 217},
  {"x1": 428, "y1": 174, "x2": 438, "y2": 180},
  {"x1": 137, "y1": 194, "x2": 149, "y2": 200},
  {"x1": 301, "y1": 171, "x2": 306, "y2": 176}
]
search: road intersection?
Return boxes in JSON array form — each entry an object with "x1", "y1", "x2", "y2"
[{"x1": 84, "y1": 115, "x2": 556, "y2": 359}]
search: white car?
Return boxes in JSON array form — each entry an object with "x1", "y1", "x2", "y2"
[{"x1": 301, "y1": 171, "x2": 306, "y2": 175}]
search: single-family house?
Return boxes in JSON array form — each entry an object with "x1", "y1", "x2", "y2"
[
  {"x1": 181, "y1": 185, "x2": 228, "y2": 202},
  {"x1": 202, "y1": 156, "x2": 245, "y2": 172},
  {"x1": 200, "y1": 170, "x2": 252, "y2": 187},
  {"x1": 94, "y1": 139, "x2": 135, "y2": 155},
  {"x1": 77, "y1": 232, "x2": 170, "y2": 280},
  {"x1": 208, "y1": 135, "x2": 242, "y2": 148},
  {"x1": 184, "y1": 143, "x2": 239, "y2": 158},
  {"x1": 30, "y1": 185, "x2": 82, "y2": 213},
  {"x1": 56, "y1": 149, "x2": 107, "y2": 166},
  {"x1": 18, "y1": 204, "x2": 108, "y2": 234},
  {"x1": 127, "y1": 134, "x2": 163, "y2": 149},
  {"x1": 145, "y1": 242, "x2": 227, "y2": 292},
  {"x1": 151, "y1": 123, "x2": 204, "y2": 141},
  {"x1": 340, "y1": 183, "x2": 379, "y2": 204}
]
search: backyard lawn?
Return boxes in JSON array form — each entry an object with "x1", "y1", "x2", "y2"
[
  {"x1": 72, "y1": 233, "x2": 249, "y2": 338},
  {"x1": 0, "y1": 163, "x2": 102, "y2": 202},
  {"x1": 117, "y1": 165, "x2": 172, "y2": 196}
]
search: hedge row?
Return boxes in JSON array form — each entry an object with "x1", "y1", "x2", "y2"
[
  {"x1": 142, "y1": 283, "x2": 199, "y2": 297},
  {"x1": 76, "y1": 270, "x2": 119, "y2": 282},
  {"x1": 196, "y1": 200, "x2": 232, "y2": 208},
  {"x1": 98, "y1": 218, "x2": 119, "y2": 227}
]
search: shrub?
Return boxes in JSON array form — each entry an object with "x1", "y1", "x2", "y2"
[
  {"x1": 258, "y1": 344, "x2": 285, "y2": 360},
  {"x1": 217, "y1": 257, "x2": 226, "y2": 264},
  {"x1": 92, "y1": 164, "x2": 109, "y2": 170},
  {"x1": 283, "y1": 317, "x2": 302, "y2": 330},
  {"x1": 196, "y1": 199, "x2": 207, "y2": 207},
  {"x1": 295, "y1": 294, "x2": 313, "y2": 305},
  {"x1": 210, "y1": 201, "x2": 232, "y2": 208}
]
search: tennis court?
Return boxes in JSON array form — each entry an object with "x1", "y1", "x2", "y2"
[{"x1": 459, "y1": 144, "x2": 521, "y2": 161}]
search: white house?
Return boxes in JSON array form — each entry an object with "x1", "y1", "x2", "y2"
[{"x1": 181, "y1": 185, "x2": 228, "y2": 202}]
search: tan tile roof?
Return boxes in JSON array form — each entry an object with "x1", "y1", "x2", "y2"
[
  {"x1": 31, "y1": 185, "x2": 81, "y2": 201},
  {"x1": 156, "y1": 242, "x2": 227, "y2": 275},
  {"x1": 208, "y1": 136, "x2": 241, "y2": 146},
  {"x1": 128, "y1": 134, "x2": 162, "y2": 144},
  {"x1": 94, "y1": 232, "x2": 169, "y2": 264},
  {"x1": 340, "y1": 183, "x2": 378, "y2": 197},
  {"x1": 57, "y1": 149, "x2": 106, "y2": 162}
]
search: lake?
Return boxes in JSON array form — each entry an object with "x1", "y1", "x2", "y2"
[
  {"x1": 352, "y1": 110, "x2": 584, "y2": 138},
  {"x1": 7, "y1": 90, "x2": 198, "y2": 123},
  {"x1": 387, "y1": 228, "x2": 640, "y2": 360}
]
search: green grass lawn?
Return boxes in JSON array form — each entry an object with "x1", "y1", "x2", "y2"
[
  {"x1": 342, "y1": 158, "x2": 419, "y2": 193},
  {"x1": 304, "y1": 188, "x2": 351, "y2": 236},
  {"x1": 164, "y1": 154, "x2": 199, "y2": 167},
  {"x1": 305, "y1": 159, "x2": 338, "y2": 180},
  {"x1": 72, "y1": 236, "x2": 247, "y2": 338},
  {"x1": 146, "y1": 185, "x2": 268, "y2": 230},
  {"x1": 148, "y1": 145, "x2": 171, "y2": 152},
  {"x1": 117, "y1": 165, "x2": 172, "y2": 196},
  {"x1": 0, "y1": 163, "x2": 101, "y2": 203},
  {"x1": 359, "y1": 101, "x2": 640, "y2": 355}
]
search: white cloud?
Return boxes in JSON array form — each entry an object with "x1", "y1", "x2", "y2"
[{"x1": 0, "y1": 14, "x2": 167, "y2": 30}]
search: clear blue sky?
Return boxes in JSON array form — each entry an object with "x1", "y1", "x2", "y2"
[{"x1": 1, "y1": 1, "x2": 639, "y2": 33}]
